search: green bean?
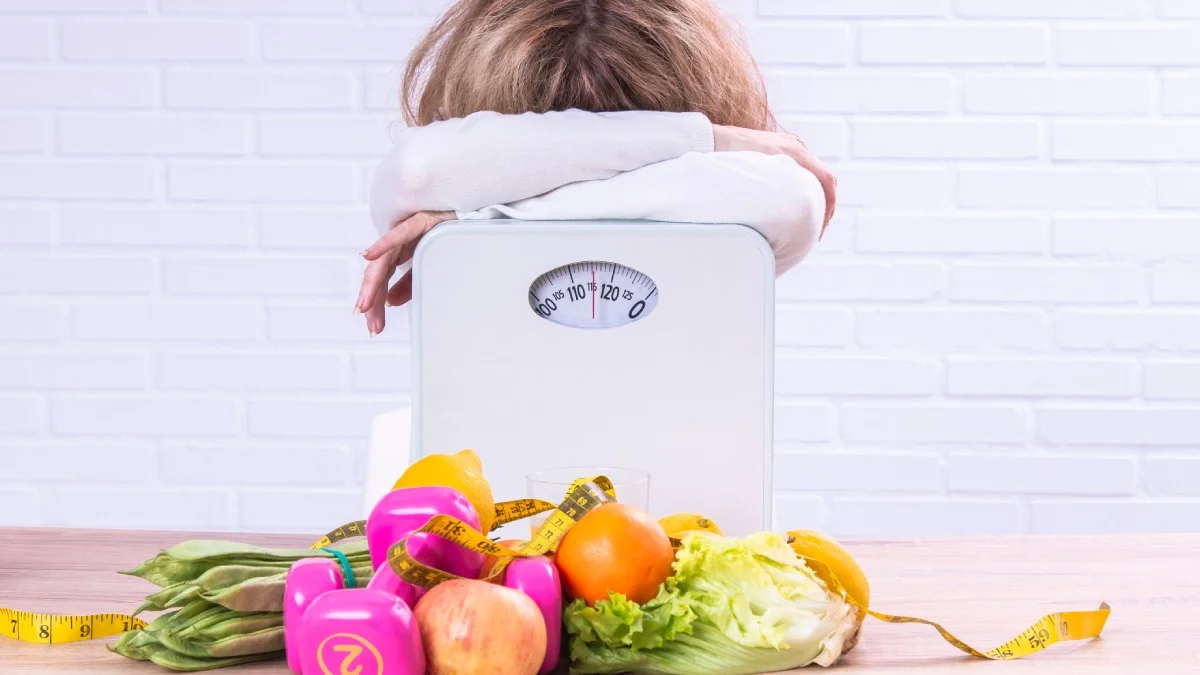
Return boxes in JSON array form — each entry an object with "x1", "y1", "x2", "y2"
[
  {"x1": 146, "y1": 610, "x2": 179, "y2": 633},
  {"x1": 181, "y1": 612, "x2": 281, "y2": 643},
  {"x1": 122, "y1": 558, "x2": 214, "y2": 588},
  {"x1": 163, "y1": 602, "x2": 227, "y2": 636},
  {"x1": 115, "y1": 537, "x2": 375, "y2": 671},
  {"x1": 143, "y1": 627, "x2": 212, "y2": 660},
  {"x1": 163, "y1": 539, "x2": 368, "y2": 562},
  {"x1": 139, "y1": 641, "x2": 285, "y2": 672},
  {"x1": 200, "y1": 576, "x2": 286, "y2": 613},
  {"x1": 110, "y1": 628, "x2": 156, "y2": 661},
  {"x1": 194, "y1": 565, "x2": 285, "y2": 592},
  {"x1": 136, "y1": 582, "x2": 203, "y2": 615},
  {"x1": 203, "y1": 626, "x2": 285, "y2": 659},
  {"x1": 171, "y1": 606, "x2": 240, "y2": 636}
]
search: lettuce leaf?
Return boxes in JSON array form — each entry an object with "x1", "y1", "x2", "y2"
[{"x1": 564, "y1": 532, "x2": 857, "y2": 675}]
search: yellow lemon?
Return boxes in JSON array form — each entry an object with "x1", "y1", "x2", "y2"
[
  {"x1": 786, "y1": 529, "x2": 870, "y2": 612},
  {"x1": 787, "y1": 530, "x2": 869, "y2": 653},
  {"x1": 658, "y1": 513, "x2": 724, "y2": 538},
  {"x1": 393, "y1": 449, "x2": 496, "y2": 534}
]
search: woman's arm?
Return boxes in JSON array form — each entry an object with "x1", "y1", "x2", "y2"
[
  {"x1": 456, "y1": 152, "x2": 825, "y2": 275},
  {"x1": 369, "y1": 109, "x2": 715, "y2": 235},
  {"x1": 357, "y1": 118, "x2": 836, "y2": 335}
]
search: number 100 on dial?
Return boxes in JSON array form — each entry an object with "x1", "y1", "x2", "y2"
[{"x1": 528, "y1": 261, "x2": 658, "y2": 329}]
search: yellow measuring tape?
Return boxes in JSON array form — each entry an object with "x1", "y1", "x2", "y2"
[
  {"x1": 310, "y1": 475, "x2": 618, "y2": 550},
  {"x1": 0, "y1": 609, "x2": 146, "y2": 645},
  {"x1": 310, "y1": 519, "x2": 367, "y2": 550},
  {"x1": 312, "y1": 476, "x2": 617, "y2": 590},
  {"x1": 2, "y1": 474, "x2": 1109, "y2": 662},
  {"x1": 800, "y1": 558, "x2": 1111, "y2": 660},
  {"x1": 384, "y1": 476, "x2": 614, "y2": 588}
]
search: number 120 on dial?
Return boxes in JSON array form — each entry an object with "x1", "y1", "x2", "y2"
[{"x1": 528, "y1": 261, "x2": 658, "y2": 329}]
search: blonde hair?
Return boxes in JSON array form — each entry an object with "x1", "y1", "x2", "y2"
[{"x1": 401, "y1": 0, "x2": 774, "y2": 131}]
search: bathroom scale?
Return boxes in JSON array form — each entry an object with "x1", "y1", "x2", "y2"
[{"x1": 409, "y1": 220, "x2": 774, "y2": 537}]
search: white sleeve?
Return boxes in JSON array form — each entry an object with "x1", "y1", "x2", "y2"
[
  {"x1": 456, "y1": 152, "x2": 825, "y2": 275},
  {"x1": 369, "y1": 109, "x2": 714, "y2": 236}
]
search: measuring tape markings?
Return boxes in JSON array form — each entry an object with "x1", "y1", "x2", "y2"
[
  {"x1": 384, "y1": 478, "x2": 615, "y2": 589},
  {"x1": 309, "y1": 520, "x2": 367, "y2": 550},
  {"x1": 0, "y1": 608, "x2": 147, "y2": 645},
  {"x1": 800, "y1": 557, "x2": 1111, "y2": 660},
  {"x1": 866, "y1": 602, "x2": 1112, "y2": 660},
  {"x1": 311, "y1": 476, "x2": 619, "y2": 551},
  {"x1": 491, "y1": 498, "x2": 561, "y2": 530}
]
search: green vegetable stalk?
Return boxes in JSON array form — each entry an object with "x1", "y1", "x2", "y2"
[
  {"x1": 112, "y1": 538, "x2": 373, "y2": 672},
  {"x1": 564, "y1": 532, "x2": 858, "y2": 675}
]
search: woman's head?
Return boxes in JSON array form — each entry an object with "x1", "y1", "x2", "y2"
[{"x1": 402, "y1": 0, "x2": 773, "y2": 130}]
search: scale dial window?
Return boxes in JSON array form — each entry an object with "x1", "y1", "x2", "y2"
[{"x1": 529, "y1": 261, "x2": 657, "y2": 329}]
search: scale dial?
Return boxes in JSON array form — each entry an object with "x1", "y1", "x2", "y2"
[{"x1": 529, "y1": 261, "x2": 658, "y2": 329}]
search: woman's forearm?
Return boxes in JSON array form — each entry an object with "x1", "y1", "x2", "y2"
[
  {"x1": 369, "y1": 109, "x2": 714, "y2": 235},
  {"x1": 457, "y1": 152, "x2": 825, "y2": 275}
]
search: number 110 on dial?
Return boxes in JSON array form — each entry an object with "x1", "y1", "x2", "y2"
[{"x1": 528, "y1": 261, "x2": 658, "y2": 329}]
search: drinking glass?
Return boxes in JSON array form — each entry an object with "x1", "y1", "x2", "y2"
[{"x1": 525, "y1": 467, "x2": 650, "y2": 536}]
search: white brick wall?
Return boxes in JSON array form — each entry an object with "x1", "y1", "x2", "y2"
[{"x1": 1, "y1": 0, "x2": 1199, "y2": 537}]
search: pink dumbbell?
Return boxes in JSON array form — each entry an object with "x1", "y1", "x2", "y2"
[
  {"x1": 285, "y1": 558, "x2": 424, "y2": 675},
  {"x1": 366, "y1": 486, "x2": 487, "y2": 601},
  {"x1": 284, "y1": 559, "x2": 345, "y2": 675},
  {"x1": 504, "y1": 556, "x2": 563, "y2": 675},
  {"x1": 364, "y1": 558, "x2": 417, "y2": 606}
]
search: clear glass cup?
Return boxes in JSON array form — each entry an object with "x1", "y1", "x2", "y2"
[{"x1": 525, "y1": 467, "x2": 650, "y2": 536}]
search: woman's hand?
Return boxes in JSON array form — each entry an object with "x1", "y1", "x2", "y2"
[
  {"x1": 712, "y1": 125, "x2": 837, "y2": 238},
  {"x1": 355, "y1": 209, "x2": 455, "y2": 335}
]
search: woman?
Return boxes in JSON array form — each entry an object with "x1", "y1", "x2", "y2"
[{"x1": 356, "y1": 0, "x2": 837, "y2": 336}]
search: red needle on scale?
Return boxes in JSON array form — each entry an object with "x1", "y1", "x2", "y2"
[{"x1": 591, "y1": 270, "x2": 596, "y2": 319}]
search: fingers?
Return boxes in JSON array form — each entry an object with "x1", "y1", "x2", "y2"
[
  {"x1": 362, "y1": 210, "x2": 452, "y2": 261},
  {"x1": 781, "y1": 136, "x2": 837, "y2": 237},
  {"x1": 355, "y1": 210, "x2": 452, "y2": 336},
  {"x1": 386, "y1": 272, "x2": 414, "y2": 308},
  {"x1": 819, "y1": 170, "x2": 837, "y2": 237},
  {"x1": 355, "y1": 252, "x2": 398, "y2": 314},
  {"x1": 362, "y1": 217, "x2": 418, "y2": 261},
  {"x1": 365, "y1": 276, "x2": 388, "y2": 337},
  {"x1": 715, "y1": 128, "x2": 837, "y2": 239}
]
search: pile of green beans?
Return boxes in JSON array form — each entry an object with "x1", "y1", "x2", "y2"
[{"x1": 111, "y1": 539, "x2": 373, "y2": 671}]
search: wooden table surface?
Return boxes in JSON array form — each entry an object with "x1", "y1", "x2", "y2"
[{"x1": 1, "y1": 528, "x2": 1197, "y2": 674}]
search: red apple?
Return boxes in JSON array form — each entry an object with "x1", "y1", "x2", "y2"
[
  {"x1": 414, "y1": 579, "x2": 547, "y2": 675},
  {"x1": 481, "y1": 539, "x2": 524, "y2": 583}
]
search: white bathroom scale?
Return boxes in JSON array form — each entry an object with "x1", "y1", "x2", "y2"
[{"x1": 409, "y1": 220, "x2": 774, "y2": 537}]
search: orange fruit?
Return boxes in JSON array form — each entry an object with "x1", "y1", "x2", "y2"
[{"x1": 554, "y1": 503, "x2": 675, "y2": 605}]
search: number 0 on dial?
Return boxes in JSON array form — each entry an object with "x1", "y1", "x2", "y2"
[{"x1": 529, "y1": 261, "x2": 658, "y2": 329}]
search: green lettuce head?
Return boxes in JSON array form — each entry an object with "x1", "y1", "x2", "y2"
[{"x1": 564, "y1": 531, "x2": 858, "y2": 675}]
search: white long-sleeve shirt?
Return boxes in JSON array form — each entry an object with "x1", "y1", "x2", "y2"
[{"x1": 369, "y1": 109, "x2": 825, "y2": 274}]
